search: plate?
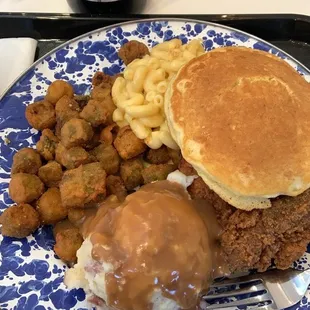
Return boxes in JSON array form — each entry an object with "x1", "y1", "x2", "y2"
[{"x1": 0, "y1": 18, "x2": 310, "y2": 310}]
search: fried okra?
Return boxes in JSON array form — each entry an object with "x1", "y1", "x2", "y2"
[
  {"x1": 25, "y1": 100, "x2": 56, "y2": 130},
  {"x1": 142, "y1": 164, "x2": 175, "y2": 184},
  {"x1": 9, "y1": 173, "x2": 44, "y2": 204},
  {"x1": 80, "y1": 96, "x2": 116, "y2": 127},
  {"x1": 0, "y1": 204, "x2": 40, "y2": 238},
  {"x1": 167, "y1": 148, "x2": 181, "y2": 166},
  {"x1": 99, "y1": 124, "x2": 119, "y2": 145},
  {"x1": 90, "y1": 144, "x2": 120, "y2": 175},
  {"x1": 60, "y1": 118, "x2": 94, "y2": 149},
  {"x1": 178, "y1": 158, "x2": 197, "y2": 176},
  {"x1": 118, "y1": 40, "x2": 150, "y2": 65},
  {"x1": 114, "y1": 126, "x2": 147, "y2": 160},
  {"x1": 55, "y1": 95, "x2": 81, "y2": 137},
  {"x1": 61, "y1": 147, "x2": 94, "y2": 170},
  {"x1": 106, "y1": 175, "x2": 127, "y2": 202},
  {"x1": 46, "y1": 80, "x2": 74, "y2": 104},
  {"x1": 120, "y1": 158, "x2": 144, "y2": 190},
  {"x1": 38, "y1": 161, "x2": 63, "y2": 187},
  {"x1": 11, "y1": 148, "x2": 42, "y2": 175},
  {"x1": 37, "y1": 188, "x2": 67, "y2": 225},
  {"x1": 36, "y1": 129, "x2": 59, "y2": 161},
  {"x1": 145, "y1": 146, "x2": 170, "y2": 164},
  {"x1": 60, "y1": 162, "x2": 107, "y2": 208},
  {"x1": 92, "y1": 72, "x2": 114, "y2": 87},
  {"x1": 74, "y1": 94, "x2": 90, "y2": 109},
  {"x1": 91, "y1": 86, "x2": 111, "y2": 101},
  {"x1": 55, "y1": 143, "x2": 66, "y2": 166},
  {"x1": 54, "y1": 226, "x2": 83, "y2": 264}
]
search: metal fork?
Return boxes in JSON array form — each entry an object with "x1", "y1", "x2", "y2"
[{"x1": 203, "y1": 268, "x2": 310, "y2": 309}]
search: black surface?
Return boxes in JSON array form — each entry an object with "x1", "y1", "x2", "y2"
[{"x1": 1, "y1": 13, "x2": 310, "y2": 68}]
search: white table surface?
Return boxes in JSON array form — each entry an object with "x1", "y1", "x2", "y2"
[{"x1": 0, "y1": 0, "x2": 310, "y2": 16}]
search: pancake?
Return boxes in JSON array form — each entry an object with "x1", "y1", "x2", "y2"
[{"x1": 165, "y1": 46, "x2": 310, "y2": 210}]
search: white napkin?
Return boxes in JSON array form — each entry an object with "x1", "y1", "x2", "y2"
[{"x1": 0, "y1": 37, "x2": 37, "y2": 95}]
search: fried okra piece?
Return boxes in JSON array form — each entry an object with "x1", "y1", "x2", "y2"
[
  {"x1": 36, "y1": 129, "x2": 59, "y2": 161},
  {"x1": 45, "y1": 80, "x2": 74, "y2": 104},
  {"x1": 60, "y1": 162, "x2": 107, "y2": 208},
  {"x1": 60, "y1": 118, "x2": 94, "y2": 149},
  {"x1": 55, "y1": 95, "x2": 81, "y2": 137},
  {"x1": 167, "y1": 148, "x2": 181, "y2": 166},
  {"x1": 25, "y1": 100, "x2": 56, "y2": 130},
  {"x1": 114, "y1": 126, "x2": 147, "y2": 160},
  {"x1": 118, "y1": 40, "x2": 150, "y2": 65},
  {"x1": 99, "y1": 124, "x2": 119, "y2": 145},
  {"x1": 37, "y1": 188, "x2": 67, "y2": 225},
  {"x1": 54, "y1": 226, "x2": 83, "y2": 264},
  {"x1": 53, "y1": 219, "x2": 76, "y2": 238},
  {"x1": 90, "y1": 144, "x2": 120, "y2": 175},
  {"x1": 145, "y1": 146, "x2": 170, "y2": 164},
  {"x1": 106, "y1": 175, "x2": 127, "y2": 202},
  {"x1": 61, "y1": 147, "x2": 94, "y2": 170},
  {"x1": 11, "y1": 148, "x2": 42, "y2": 175},
  {"x1": 38, "y1": 161, "x2": 63, "y2": 187},
  {"x1": 91, "y1": 86, "x2": 111, "y2": 101},
  {"x1": 74, "y1": 94, "x2": 90, "y2": 109},
  {"x1": 80, "y1": 96, "x2": 116, "y2": 127},
  {"x1": 0, "y1": 204, "x2": 40, "y2": 238},
  {"x1": 84, "y1": 128, "x2": 101, "y2": 150},
  {"x1": 178, "y1": 158, "x2": 197, "y2": 176},
  {"x1": 92, "y1": 72, "x2": 114, "y2": 87},
  {"x1": 9, "y1": 173, "x2": 44, "y2": 203},
  {"x1": 142, "y1": 164, "x2": 176, "y2": 184},
  {"x1": 67, "y1": 208, "x2": 97, "y2": 227},
  {"x1": 55, "y1": 143, "x2": 66, "y2": 166},
  {"x1": 120, "y1": 158, "x2": 144, "y2": 190}
]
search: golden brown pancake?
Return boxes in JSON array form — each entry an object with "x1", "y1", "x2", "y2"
[{"x1": 165, "y1": 46, "x2": 310, "y2": 210}]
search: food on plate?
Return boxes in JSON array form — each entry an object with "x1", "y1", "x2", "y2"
[
  {"x1": 166, "y1": 46, "x2": 310, "y2": 210},
  {"x1": 0, "y1": 204, "x2": 40, "y2": 238},
  {"x1": 46, "y1": 80, "x2": 74, "y2": 104},
  {"x1": 36, "y1": 129, "x2": 59, "y2": 161},
  {"x1": 65, "y1": 181, "x2": 213, "y2": 310},
  {"x1": 59, "y1": 162, "x2": 107, "y2": 208},
  {"x1": 106, "y1": 175, "x2": 127, "y2": 201},
  {"x1": 53, "y1": 220, "x2": 83, "y2": 264},
  {"x1": 11, "y1": 148, "x2": 42, "y2": 175},
  {"x1": 120, "y1": 157, "x2": 144, "y2": 190},
  {"x1": 9, "y1": 173, "x2": 44, "y2": 203},
  {"x1": 61, "y1": 146, "x2": 94, "y2": 170},
  {"x1": 118, "y1": 39, "x2": 150, "y2": 65},
  {"x1": 113, "y1": 125, "x2": 147, "y2": 159},
  {"x1": 25, "y1": 100, "x2": 56, "y2": 130},
  {"x1": 142, "y1": 163, "x2": 176, "y2": 184},
  {"x1": 90, "y1": 143, "x2": 120, "y2": 175},
  {"x1": 99, "y1": 123, "x2": 119, "y2": 145},
  {"x1": 145, "y1": 145, "x2": 170, "y2": 164},
  {"x1": 112, "y1": 38, "x2": 204, "y2": 148},
  {"x1": 60, "y1": 118, "x2": 94, "y2": 149},
  {"x1": 36, "y1": 188, "x2": 67, "y2": 225},
  {"x1": 38, "y1": 161, "x2": 63, "y2": 187}
]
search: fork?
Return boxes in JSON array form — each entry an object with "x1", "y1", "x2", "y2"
[{"x1": 203, "y1": 268, "x2": 310, "y2": 309}]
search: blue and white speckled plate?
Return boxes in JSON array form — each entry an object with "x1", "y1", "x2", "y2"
[{"x1": 1, "y1": 19, "x2": 310, "y2": 310}]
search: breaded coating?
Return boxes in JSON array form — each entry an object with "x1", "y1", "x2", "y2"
[
  {"x1": 53, "y1": 219, "x2": 76, "y2": 238},
  {"x1": 61, "y1": 147, "x2": 94, "y2": 170},
  {"x1": 60, "y1": 118, "x2": 94, "y2": 149},
  {"x1": 99, "y1": 124, "x2": 119, "y2": 145},
  {"x1": 142, "y1": 164, "x2": 175, "y2": 184},
  {"x1": 90, "y1": 144, "x2": 120, "y2": 175},
  {"x1": 46, "y1": 80, "x2": 74, "y2": 104},
  {"x1": 36, "y1": 129, "x2": 59, "y2": 161},
  {"x1": 145, "y1": 146, "x2": 170, "y2": 164},
  {"x1": 25, "y1": 100, "x2": 56, "y2": 130},
  {"x1": 114, "y1": 126, "x2": 147, "y2": 160},
  {"x1": 167, "y1": 148, "x2": 181, "y2": 166},
  {"x1": 118, "y1": 40, "x2": 150, "y2": 65},
  {"x1": 84, "y1": 129, "x2": 101, "y2": 150},
  {"x1": 178, "y1": 158, "x2": 197, "y2": 176},
  {"x1": 106, "y1": 175, "x2": 127, "y2": 202},
  {"x1": 55, "y1": 143, "x2": 67, "y2": 166},
  {"x1": 91, "y1": 85, "x2": 111, "y2": 101},
  {"x1": 55, "y1": 95, "x2": 81, "y2": 137},
  {"x1": 38, "y1": 161, "x2": 63, "y2": 188},
  {"x1": 60, "y1": 162, "x2": 106, "y2": 208},
  {"x1": 0, "y1": 204, "x2": 40, "y2": 238},
  {"x1": 92, "y1": 72, "x2": 114, "y2": 87},
  {"x1": 80, "y1": 96, "x2": 116, "y2": 127},
  {"x1": 37, "y1": 188, "x2": 67, "y2": 225},
  {"x1": 120, "y1": 158, "x2": 144, "y2": 190},
  {"x1": 9, "y1": 173, "x2": 44, "y2": 203},
  {"x1": 68, "y1": 208, "x2": 87, "y2": 227},
  {"x1": 11, "y1": 148, "x2": 42, "y2": 175},
  {"x1": 54, "y1": 227, "x2": 83, "y2": 264}
]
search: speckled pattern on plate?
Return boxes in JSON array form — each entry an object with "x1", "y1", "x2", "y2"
[{"x1": 0, "y1": 19, "x2": 310, "y2": 310}]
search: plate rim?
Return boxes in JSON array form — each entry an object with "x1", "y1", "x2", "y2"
[{"x1": 1, "y1": 17, "x2": 310, "y2": 103}]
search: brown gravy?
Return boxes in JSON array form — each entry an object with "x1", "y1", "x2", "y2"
[{"x1": 81, "y1": 181, "x2": 227, "y2": 310}]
